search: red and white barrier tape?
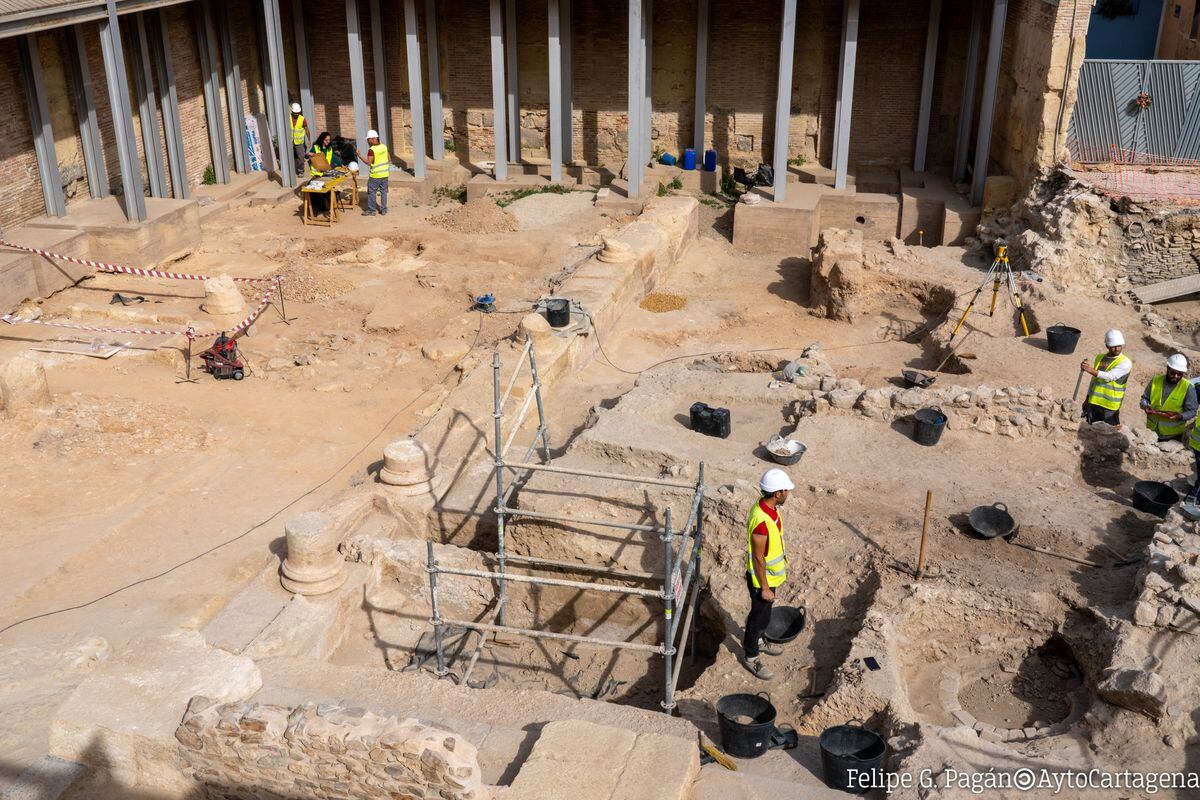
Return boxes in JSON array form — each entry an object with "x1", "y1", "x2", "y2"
[
  {"x1": 0, "y1": 240, "x2": 277, "y2": 283},
  {"x1": 1, "y1": 277, "x2": 282, "y2": 339}
]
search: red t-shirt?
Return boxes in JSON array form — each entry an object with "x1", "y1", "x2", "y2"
[{"x1": 752, "y1": 499, "x2": 780, "y2": 539}]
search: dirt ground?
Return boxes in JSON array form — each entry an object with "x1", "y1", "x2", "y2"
[
  {"x1": 2, "y1": 188, "x2": 1197, "y2": 794},
  {"x1": 0, "y1": 189, "x2": 616, "y2": 786}
]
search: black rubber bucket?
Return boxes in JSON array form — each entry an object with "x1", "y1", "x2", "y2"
[
  {"x1": 1046, "y1": 324, "x2": 1082, "y2": 355},
  {"x1": 716, "y1": 693, "x2": 777, "y2": 759},
  {"x1": 763, "y1": 605, "x2": 807, "y2": 644},
  {"x1": 819, "y1": 722, "x2": 886, "y2": 794},
  {"x1": 1133, "y1": 480, "x2": 1179, "y2": 518},
  {"x1": 912, "y1": 407, "x2": 947, "y2": 447},
  {"x1": 545, "y1": 298, "x2": 570, "y2": 328}
]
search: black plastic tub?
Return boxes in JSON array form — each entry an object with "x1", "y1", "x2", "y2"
[
  {"x1": 763, "y1": 605, "x2": 806, "y2": 644},
  {"x1": 1133, "y1": 480, "x2": 1179, "y2": 518},
  {"x1": 968, "y1": 503, "x2": 1018, "y2": 540},
  {"x1": 819, "y1": 722, "x2": 886, "y2": 794},
  {"x1": 544, "y1": 298, "x2": 570, "y2": 328},
  {"x1": 912, "y1": 407, "x2": 947, "y2": 447},
  {"x1": 716, "y1": 693, "x2": 777, "y2": 759},
  {"x1": 1046, "y1": 324, "x2": 1082, "y2": 355}
]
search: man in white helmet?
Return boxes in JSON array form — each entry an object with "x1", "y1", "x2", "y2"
[
  {"x1": 289, "y1": 102, "x2": 309, "y2": 177},
  {"x1": 741, "y1": 467, "x2": 794, "y2": 681},
  {"x1": 1140, "y1": 354, "x2": 1197, "y2": 442},
  {"x1": 1080, "y1": 330, "x2": 1133, "y2": 430},
  {"x1": 356, "y1": 130, "x2": 391, "y2": 216}
]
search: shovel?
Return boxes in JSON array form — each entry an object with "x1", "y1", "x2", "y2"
[{"x1": 902, "y1": 331, "x2": 973, "y2": 388}]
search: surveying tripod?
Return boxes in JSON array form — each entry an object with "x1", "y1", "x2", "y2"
[{"x1": 949, "y1": 240, "x2": 1031, "y2": 341}]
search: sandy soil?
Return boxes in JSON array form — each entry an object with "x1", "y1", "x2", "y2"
[{"x1": 0, "y1": 191, "x2": 612, "y2": 786}]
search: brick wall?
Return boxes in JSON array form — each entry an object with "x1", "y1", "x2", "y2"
[
  {"x1": 1124, "y1": 212, "x2": 1200, "y2": 287},
  {"x1": 0, "y1": 43, "x2": 46, "y2": 226},
  {"x1": 165, "y1": 4, "x2": 214, "y2": 190}
]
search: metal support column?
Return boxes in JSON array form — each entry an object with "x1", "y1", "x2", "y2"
[
  {"x1": 971, "y1": 0, "x2": 1007, "y2": 206},
  {"x1": 133, "y1": 13, "x2": 167, "y2": 198},
  {"x1": 548, "y1": 0, "x2": 563, "y2": 182},
  {"x1": 642, "y1": 0, "x2": 652, "y2": 168},
  {"x1": 772, "y1": 0, "x2": 797, "y2": 201},
  {"x1": 425, "y1": 0, "x2": 445, "y2": 160},
  {"x1": 954, "y1": 0, "x2": 983, "y2": 185},
  {"x1": 693, "y1": 0, "x2": 708, "y2": 156},
  {"x1": 913, "y1": 0, "x2": 942, "y2": 173},
  {"x1": 404, "y1": 0, "x2": 427, "y2": 178},
  {"x1": 293, "y1": 0, "x2": 316, "y2": 128},
  {"x1": 427, "y1": 541, "x2": 449, "y2": 676},
  {"x1": 369, "y1": 0, "x2": 389, "y2": 147},
  {"x1": 68, "y1": 25, "x2": 108, "y2": 198},
  {"x1": 831, "y1": 0, "x2": 847, "y2": 175},
  {"x1": 833, "y1": 0, "x2": 859, "y2": 191},
  {"x1": 505, "y1": 0, "x2": 519, "y2": 163},
  {"x1": 196, "y1": 0, "x2": 229, "y2": 184},
  {"x1": 216, "y1": 0, "x2": 248, "y2": 173},
  {"x1": 489, "y1": 0, "x2": 508, "y2": 181},
  {"x1": 526, "y1": 338, "x2": 551, "y2": 461},
  {"x1": 255, "y1": 1, "x2": 278, "y2": 145},
  {"x1": 626, "y1": 0, "x2": 642, "y2": 197},
  {"x1": 264, "y1": 0, "x2": 295, "y2": 187},
  {"x1": 346, "y1": 0, "x2": 369, "y2": 154},
  {"x1": 18, "y1": 34, "x2": 66, "y2": 218},
  {"x1": 99, "y1": 0, "x2": 147, "y2": 221},
  {"x1": 560, "y1": 0, "x2": 572, "y2": 162},
  {"x1": 153, "y1": 10, "x2": 189, "y2": 198}
]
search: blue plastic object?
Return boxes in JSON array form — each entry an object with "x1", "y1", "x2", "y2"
[
  {"x1": 659, "y1": 152, "x2": 677, "y2": 166},
  {"x1": 703, "y1": 149, "x2": 717, "y2": 171},
  {"x1": 682, "y1": 148, "x2": 697, "y2": 170}
]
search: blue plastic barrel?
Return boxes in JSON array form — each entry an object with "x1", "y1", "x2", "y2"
[
  {"x1": 659, "y1": 152, "x2": 677, "y2": 166},
  {"x1": 703, "y1": 149, "x2": 717, "y2": 171},
  {"x1": 682, "y1": 148, "x2": 697, "y2": 170}
]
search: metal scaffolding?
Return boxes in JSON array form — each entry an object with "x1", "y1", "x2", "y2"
[{"x1": 425, "y1": 337, "x2": 707, "y2": 712}]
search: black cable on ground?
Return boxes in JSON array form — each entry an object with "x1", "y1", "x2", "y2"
[{"x1": 0, "y1": 312, "x2": 487, "y2": 638}]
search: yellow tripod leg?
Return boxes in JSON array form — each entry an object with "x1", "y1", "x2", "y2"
[
  {"x1": 950, "y1": 287, "x2": 983, "y2": 340},
  {"x1": 1013, "y1": 292, "x2": 1030, "y2": 336},
  {"x1": 989, "y1": 277, "x2": 1002, "y2": 316}
]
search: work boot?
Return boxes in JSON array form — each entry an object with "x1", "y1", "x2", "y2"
[
  {"x1": 741, "y1": 656, "x2": 774, "y2": 681},
  {"x1": 757, "y1": 639, "x2": 784, "y2": 657}
]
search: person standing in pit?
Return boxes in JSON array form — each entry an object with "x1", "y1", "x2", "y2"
[
  {"x1": 741, "y1": 468, "x2": 793, "y2": 681},
  {"x1": 356, "y1": 129, "x2": 390, "y2": 216},
  {"x1": 1140, "y1": 354, "x2": 1196, "y2": 442}
]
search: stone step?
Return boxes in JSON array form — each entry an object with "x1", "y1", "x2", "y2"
[{"x1": 502, "y1": 719, "x2": 697, "y2": 800}]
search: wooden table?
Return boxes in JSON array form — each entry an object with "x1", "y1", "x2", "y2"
[{"x1": 301, "y1": 172, "x2": 358, "y2": 226}]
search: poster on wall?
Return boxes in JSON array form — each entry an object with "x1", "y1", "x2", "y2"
[{"x1": 245, "y1": 115, "x2": 265, "y2": 172}]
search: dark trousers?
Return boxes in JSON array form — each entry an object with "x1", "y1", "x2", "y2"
[
  {"x1": 1083, "y1": 403, "x2": 1120, "y2": 427},
  {"x1": 742, "y1": 572, "x2": 774, "y2": 659},
  {"x1": 1190, "y1": 449, "x2": 1200, "y2": 503},
  {"x1": 293, "y1": 143, "x2": 306, "y2": 176}
]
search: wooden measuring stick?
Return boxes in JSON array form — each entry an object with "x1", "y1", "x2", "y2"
[
  {"x1": 917, "y1": 490, "x2": 932, "y2": 579},
  {"x1": 1072, "y1": 370, "x2": 1085, "y2": 402}
]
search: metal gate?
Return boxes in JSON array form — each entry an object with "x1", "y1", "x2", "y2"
[{"x1": 1069, "y1": 59, "x2": 1200, "y2": 162}]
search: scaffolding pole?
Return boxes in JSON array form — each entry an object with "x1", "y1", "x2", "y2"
[
  {"x1": 435, "y1": 565, "x2": 664, "y2": 599},
  {"x1": 441, "y1": 618, "x2": 665, "y2": 654},
  {"x1": 499, "y1": 505, "x2": 664, "y2": 534},
  {"x1": 661, "y1": 508, "x2": 676, "y2": 712},
  {"x1": 492, "y1": 351, "x2": 508, "y2": 625},
  {"x1": 500, "y1": 553, "x2": 660, "y2": 582},
  {"x1": 502, "y1": 460, "x2": 695, "y2": 490},
  {"x1": 427, "y1": 541, "x2": 449, "y2": 677}
]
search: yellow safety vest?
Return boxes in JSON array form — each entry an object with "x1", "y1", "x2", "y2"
[
  {"x1": 309, "y1": 145, "x2": 333, "y2": 177},
  {"x1": 369, "y1": 143, "x2": 390, "y2": 178},
  {"x1": 1147, "y1": 374, "x2": 1189, "y2": 437},
  {"x1": 745, "y1": 502, "x2": 787, "y2": 589},
  {"x1": 1187, "y1": 417, "x2": 1200, "y2": 453},
  {"x1": 291, "y1": 114, "x2": 306, "y2": 145},
  {"x1": 1086, "y1": 353, "x2": 1130, "y2": 411}
]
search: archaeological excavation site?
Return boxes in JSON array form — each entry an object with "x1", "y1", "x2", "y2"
[{"x1": 9, "y1": 0, "x2": 1200, "y2": 798}]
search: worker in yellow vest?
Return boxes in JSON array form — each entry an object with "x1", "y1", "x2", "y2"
[
  {"x1": 356, "y1": 130, "x2": 391, "y2": 216},
  {"x1": 741, "y1": 468, "x2": 793, "y2": 681},
  {"x1": 289, "y1": 103, "x2": 309, "y2": 178},
  {"x1": 1140, "y1": 354, "x2": 1197, "y2": 442},
  {"x1": 306, "y1": 131, "x2": 336, "y2": 178},
  {"x1": 1080, "y1": 329, "x2": 1132, "y2": 430}
]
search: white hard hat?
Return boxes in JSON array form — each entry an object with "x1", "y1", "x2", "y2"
[
  {"x1": 1168, "y1": 353, "x2": 1189, "y2": 372},
  {"x1": 290, "y1": 102, "x2": 301, "y2": 113},
  {"x1": 366, "y1": 129, "x2": 379, "y2": 139},
  {"x1": 1104, "y1": 329, "x2": 1125, "y2": 347},
  {"x1": 759, "y1": 468, "x2": 795, "y2": 494},
  {"x1": 348, "y1": 161, "x2": 360, "y2": 172}
]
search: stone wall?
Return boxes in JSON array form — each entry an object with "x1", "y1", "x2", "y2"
[
  {"x1": 176, "y1": 698, "x2": 484, "y2": 800},
  {"x1": 1122, "y1": 212, "x2": 1200, "y2": 287}
]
